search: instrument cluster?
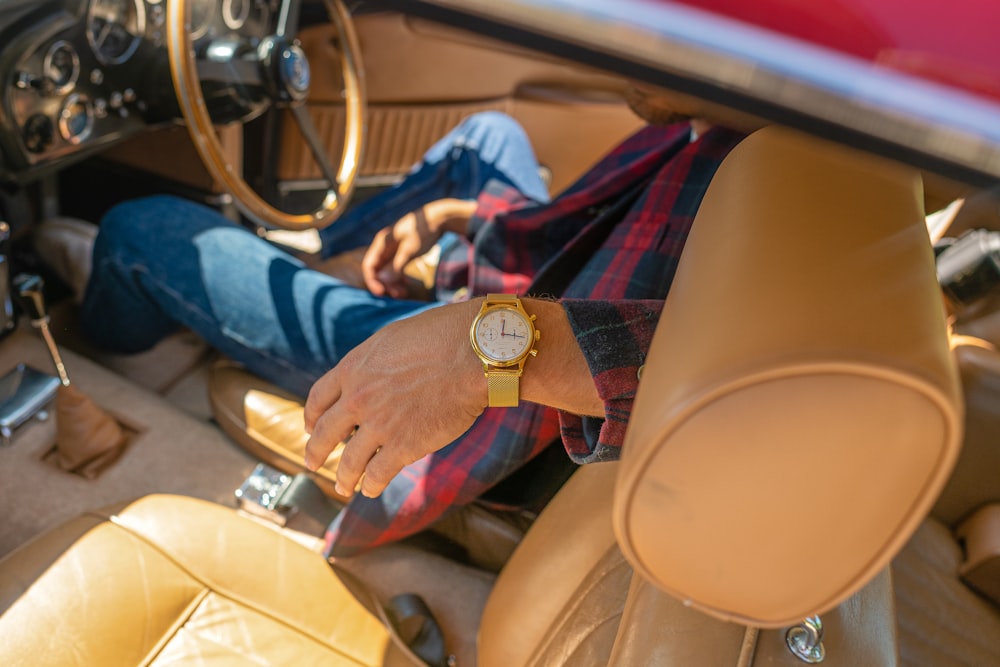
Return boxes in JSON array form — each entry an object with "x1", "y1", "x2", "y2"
[{"x1": 1, "y1": 0, "x2": 277, "y2": 179}]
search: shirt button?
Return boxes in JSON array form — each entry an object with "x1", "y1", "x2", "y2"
[{"x1": 637, "y1": 365, "x2": 644, "y2": 381}]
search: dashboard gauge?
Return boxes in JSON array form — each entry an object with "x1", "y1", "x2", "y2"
[
  {"x1": 189, "y1": 1, "x2": 213, "y2": 41},
  {"x1": 58, "y1": 94, "x2": 94, "y2": 144},
  {"x1": 43, "y1": 41, "x2": 79, "y2": 93},
  {"x1": 223, "y1": 0, "x2": 252, "y2": 31},
  {"x1": 86, "y1": 0, "x2": 146, "y2": 65}
]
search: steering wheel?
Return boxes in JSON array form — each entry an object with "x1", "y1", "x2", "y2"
[{"x1": 167, "y1": 0, "x2": 366, "y2": 230}]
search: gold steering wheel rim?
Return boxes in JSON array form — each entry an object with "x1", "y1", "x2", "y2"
[{"x1": 167, "y1": 0, "x2": 366, "y2": 230}]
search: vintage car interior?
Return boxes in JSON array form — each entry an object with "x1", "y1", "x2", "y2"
[{"x1": 1, "y1": 0, "x2": 1000, "y2": 665}]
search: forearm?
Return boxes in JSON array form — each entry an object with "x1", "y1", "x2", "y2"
[
  {"x1": 431, "y1": 198, "x2": 478, "y2": 236},
  {"x1": 517, "y1": 297, "x2": 604, "y2": 417}
]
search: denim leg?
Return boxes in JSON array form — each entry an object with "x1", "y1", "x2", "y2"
[
  {"x1": 81, "y1": 196, "x2": 439, "y2": 397},
  {"x1": 318, "y1": 111, "x2": 551, "y2": 255}
]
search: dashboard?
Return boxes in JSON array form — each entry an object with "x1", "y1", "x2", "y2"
[{"x1": 0, "y1": 0, "x2": 278, "y2": 183}]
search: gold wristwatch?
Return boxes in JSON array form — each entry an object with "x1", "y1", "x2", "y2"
[{"x1": 470, "y1": 294, "x2": 540, "y2": 407}]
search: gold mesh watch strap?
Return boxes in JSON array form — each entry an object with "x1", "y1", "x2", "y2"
[
  {"x1": 485, "y1": 293, "x2": 519, "y2": 305},
  {"x1": 486, "y1": 369, "x2": 521, "y2": 407}
]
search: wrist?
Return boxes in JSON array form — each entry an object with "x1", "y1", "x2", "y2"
[
  {"x1": 462, "y1": 298, "x2": 489, "y2": 409},
  {"x1": 519, "y1": 297, "x2": 604, "y2": 417}
]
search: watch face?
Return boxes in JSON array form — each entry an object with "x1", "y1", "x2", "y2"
[{"x1": 474, "y1": 307, "x2": 533, "y2": 364}]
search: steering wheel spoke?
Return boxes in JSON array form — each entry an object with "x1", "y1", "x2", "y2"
[
  {"x1": 291, "y1": 104, "x2": 341, "y2": 192},
  {"x1": 168, "y1": 0, "x2": 365, "y2": 230}
]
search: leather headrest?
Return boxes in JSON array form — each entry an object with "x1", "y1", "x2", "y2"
[{"x1": 613, "y1": 126, "x2": 963, "y2": 627}]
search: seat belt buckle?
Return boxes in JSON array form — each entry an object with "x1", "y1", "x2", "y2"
[
  {"x1": 235, "y1": 462, "x2": 345, "y2": 535},
  {"x1": 235, "y1": 463, "x2": 295, "y2": 526}
]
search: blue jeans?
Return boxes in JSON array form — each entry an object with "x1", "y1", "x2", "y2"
[
  {"x1": 319, "y1": 110, "x2": 550, "y2": 254},
  {"x1": 80, "y1": 112, "x2": 549, "y2": 397}
]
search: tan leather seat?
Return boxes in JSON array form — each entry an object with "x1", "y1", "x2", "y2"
[
  {"x1": 0, "y1": 462, "x2": 627, "y2": 667},
  {"x1": 615, "y1": 125, "x2": 961, "y2": 627},
  {"x1": 2, "y1": 125, "x2": 989, "y2": 666},
  {"x1": 888, "y1": 338, "x2": 1000, "y2": 666},
  {"x1": 894, "y1": 517, "x2": 1000, "y2": 666},
  {"x1": 0, "y1": 494, "x2": 402, "y2": 665}
]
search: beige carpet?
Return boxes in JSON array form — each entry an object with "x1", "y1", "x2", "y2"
[{"x1": 0, "y1": 323, "x2": 258, "y2": 558}]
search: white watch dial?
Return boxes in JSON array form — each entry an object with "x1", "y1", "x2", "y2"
[{"x1": 475, "y1": 307, "x2": 532, "y2": 363}]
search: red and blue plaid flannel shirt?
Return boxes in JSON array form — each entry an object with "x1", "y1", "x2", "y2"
[{"x1": 325, "y1": 123, "x2": 746, "y2": 556}]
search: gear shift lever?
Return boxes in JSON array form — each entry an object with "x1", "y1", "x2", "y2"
[
  {"x1": 13, "y1": 272, "x2": 126, "y2": 475},
  {"x1": 14, "y1": 274, "x2": 70, "y2": 386}
]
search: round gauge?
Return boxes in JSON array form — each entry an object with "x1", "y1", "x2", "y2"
[
  {"x1": 189, "y1": 1, "x2": 213, "y2": 41},
  {"x1": 59, "y1": 94, "x2": 94, "y2": 144},
  {"x1": 87, "y1": 0, "x2": 146, "y2": 65},
  {"x1": 43, "y1": 41, "x2": 80, "y2": 93},
  {"x1": 223, "y1": 0, "x2": 252, "y2": 31}
]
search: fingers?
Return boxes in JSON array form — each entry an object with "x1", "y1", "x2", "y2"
[
  {"x1": 392, "y1": 234, "x2": 419, "y2": 275},
  {"x1": 303, "y1": 398, "x2": 356, "y2": 474},
  {"x1": 361, "y1": 228, "x2": 395, "y2": 296},
  {"x1": 357, "y1": 446, "x2": 407, "y2": 498},
  {"x1": 331, "y1": 429, "x2": 412, "y2": 498},
  {"x1": 303, "y1": 366, "x2": 341, "y2": 433},
  {"x1": 304, "y1": 365, "x2": 358, "y2": 477},
  {"x1": 304, "y1": 363, "x2": 400, "y2": 497}
]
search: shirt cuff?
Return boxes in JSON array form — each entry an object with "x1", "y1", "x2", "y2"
[{"x1": 557, "y1": 299, "x2": 664, "y2": 462}]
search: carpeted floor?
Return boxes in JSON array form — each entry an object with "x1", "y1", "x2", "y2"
[{"x1": 0, "y1": 323, "x2": 259, "y2": 558}]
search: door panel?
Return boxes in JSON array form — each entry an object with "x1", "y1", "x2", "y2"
[{"x1": 278, "y1": 12, "x2": 644, "y2": 196}]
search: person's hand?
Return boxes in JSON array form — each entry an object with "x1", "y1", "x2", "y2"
[
  {"x1": 362, "y1": 198, "x2": 476, "y2": 298},
  {"x1": 303, "y1": 299, "x2": 485, "y2": 498}
]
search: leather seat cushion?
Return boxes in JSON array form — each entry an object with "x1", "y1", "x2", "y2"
[
  {"x1": 0, "y1": 495, "x2": 398, "y2": 666},
  {"x1": 893, "y1": 517, "x2": 1000, "y2": 666}
]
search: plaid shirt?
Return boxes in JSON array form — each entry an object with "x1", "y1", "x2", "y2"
[{"x1": 326, "y1": 123, "x2": 745, "y2": 557}]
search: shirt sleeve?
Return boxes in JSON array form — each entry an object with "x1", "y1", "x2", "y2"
[
  {"x1": 466, "y1": 179, "x2": 538, "y2": 239},
  {"x1": 557, "y1": 298, "x2": 664, "y2": 462}
]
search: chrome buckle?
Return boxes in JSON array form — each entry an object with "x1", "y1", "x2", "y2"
[{"x1": 234, "y1": 463, "x2": 294, "y2": 526}]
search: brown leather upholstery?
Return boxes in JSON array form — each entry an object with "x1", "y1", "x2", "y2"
[
  {"x1": 478, "y1": 462, "x2": 628, "y2": 667},
  {"x1": 934, "y1": 340, "x2": 1000, "y2": 524},
  {"x1": 893, "y1": 517, "x2": 1000, "y2": 666},
  {"x1": 0, "y1": 443, "x2": 907, "y2": 667},
  {"x1": 607, "y1": 569, "x2": 897, "y2": 666},
  {"x1": 614, "y1": 125, "x2": 962, "y2": 627},
  {"x1": 0, "y1": 495, "x2": 408, "y2": 666},
  {"x1": 0, "y1": 463, "x2": 628, "y2": 666}
]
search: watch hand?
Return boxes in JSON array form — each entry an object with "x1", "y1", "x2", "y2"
[{"x1": 501, "y1": 319, "x2": 506, "y2": 336}]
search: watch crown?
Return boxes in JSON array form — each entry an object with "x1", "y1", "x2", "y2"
[{"x1": 529, "y1": 349, "x2": 538, "y2": 357}]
